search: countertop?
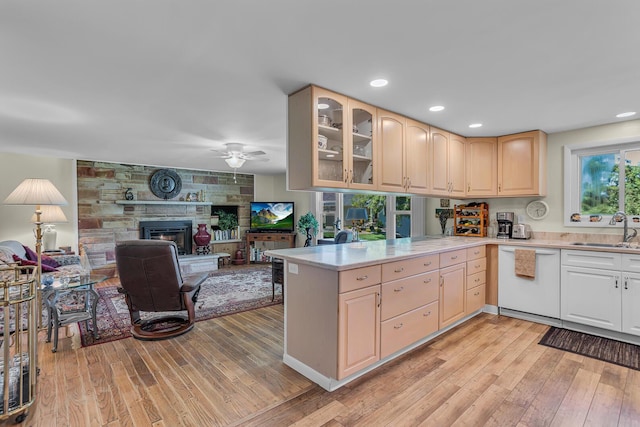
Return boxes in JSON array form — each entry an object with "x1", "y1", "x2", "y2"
[{"x1": 265, "y1": 235, "x2": 640, "y2": 271}]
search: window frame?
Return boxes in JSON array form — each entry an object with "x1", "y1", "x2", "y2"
[{"x1": 564, "y1": 136, "x2": 640, "y2": 227}]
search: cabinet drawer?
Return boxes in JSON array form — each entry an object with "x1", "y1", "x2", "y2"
[
  {"x1": 380, "y1": 301, "x2": 438, "y2": 359},
  {"x1": 466, "y1": 257, "x2": 486, "y2": 276},
  {"x1": 440, "y1": 249, "x2": 467, "y2": 268},
  {"x1": 466, "y1": 284, "x2": 486, "y2": 313},
  {"x1": 467, "y1": 245, "x2": 486, "y2": 261},
  {"x1": 561, "y1": 250, "x2": 621, "y2": 270},
  {"x1": 339, "y1": 265, "x2": 382, "y2": 293},
  {"x1": 467, "y1": 271, "x2": 486, "y2": 290},
  {"x1": 622, "y1": 253, "x2": 640, "y2": 273},
  {"x1": 382, "y1": 254, "x2": 439, "y2": 282},
  {"x1": 381, "y1": 271, "x2": 439, "y2": 321}
]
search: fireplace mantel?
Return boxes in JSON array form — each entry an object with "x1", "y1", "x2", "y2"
[{"x1": 116, "y1": 200, "x2": 211, "y2": 206}]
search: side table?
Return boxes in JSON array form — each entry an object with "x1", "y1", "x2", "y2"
[{"x1": 41, "y1": 275, "x2": 105, "y2": 352}]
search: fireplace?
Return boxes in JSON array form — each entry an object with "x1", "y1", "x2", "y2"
[{"x1": 139, "y1": 220, "x2": 193, "y2": 255}]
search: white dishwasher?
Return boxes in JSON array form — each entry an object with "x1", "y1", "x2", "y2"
[{"x1": 498, "y1": 246, "x2": 561, "y2": 319}]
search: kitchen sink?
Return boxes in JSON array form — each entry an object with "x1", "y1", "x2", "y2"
[{"x1": 570, "y1": 242, "x2": 625, "y2": 248}]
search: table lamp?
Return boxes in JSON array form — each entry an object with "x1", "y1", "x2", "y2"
[
  {"x1": 31, "y1": 205, "x2": 68, "y2": 252},
  {"x1": 345, "y1": 208, "x2": 368, "y2": 241}
]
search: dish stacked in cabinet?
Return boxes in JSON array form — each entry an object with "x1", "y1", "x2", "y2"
[{"x1": 380, "y1": 254, "x2": 440, "y2": 358}]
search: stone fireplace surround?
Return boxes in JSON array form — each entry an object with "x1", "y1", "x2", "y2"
[{"x1": 77, "y1": 160, "x2": 254, "y2": 277}]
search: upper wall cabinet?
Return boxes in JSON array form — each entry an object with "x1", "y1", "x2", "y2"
[
  {"x1": 497, "y1": 130, "x2": 547, "y2": 197},
  {"x1": 288, "y1": 86, "x2": 377, "y2": 191},
  {"x1": 430, "y1": 128, "x2": 466, "y2": 198},
  {"x1": 377, "y1": 114, "x2": 430, "y2": 194},
  {"x1": 466, "y1": 137, "x2": 498, "y2": 196}
]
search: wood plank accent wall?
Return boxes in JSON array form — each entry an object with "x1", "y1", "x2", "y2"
[{"x1": 76, "y1": 160, "x2": 254, "y2": 276}]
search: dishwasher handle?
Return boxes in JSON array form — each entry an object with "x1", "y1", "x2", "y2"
[{"x1": 499, "y1": 248, "x2": 558, "y2": 256}]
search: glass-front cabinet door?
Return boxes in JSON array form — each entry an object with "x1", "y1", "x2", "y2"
[
  {"x1": 314, "y1": 87, "x2": 347, "y2": 187},
  {"x1": 348, "y1": 100, "x2": 376, "y2": 190}
]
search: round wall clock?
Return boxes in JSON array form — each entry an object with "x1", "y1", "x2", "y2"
[
  {"x1": 526, "y1": 200, "x2": 549, "y2": 220},
  {"x1": 150, "y1": 169, "x2": 182, "y2": 200}
]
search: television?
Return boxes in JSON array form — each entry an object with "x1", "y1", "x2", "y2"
[{"x1": 250, "y1": 202, "x2": 295, "y2": 233}]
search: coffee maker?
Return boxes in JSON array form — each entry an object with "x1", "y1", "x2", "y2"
[{"x1": 496, "y1": 212, "x2": 515, "y2": 239}]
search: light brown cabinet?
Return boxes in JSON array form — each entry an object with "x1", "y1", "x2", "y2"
[
  {"x1": 288, "y1": 85, "x2": 377, "y2": 191},
  {"x1": 377, "y1": 109, "x2": 406, "y2": 192},
  {"x1": 497, "y1": 130, "x2": 547, "y2": 196},
  {"x1": 430, "y1": 128, "x2": 466, "y2": 197},
  {"x1": 466, "y1": 137, "x2": 498, "y2": 196},
  {"x1": 377, "y1": 113, "x2": 431, "y2": 194},
  {"x1": 439, "y1": 249, "x2": 467, "y2": 328},
  {"x1": 338, "y1": 284, "x2": 381, "y2": 379},
  {"x1": 465, "y1": 246, "x2": 487, "y2": 314}
]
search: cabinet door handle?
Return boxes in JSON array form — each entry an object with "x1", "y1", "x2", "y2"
[
  {"x1": 468, "y1": 184, "x2": 471, "y2": 192},
  {"x1": 350, "y1": 169, "x2": 354, "y2": 183},
  {"x1": 394, "y1": 323, "x2": 404, "y2": 329},
  {"x1": 625, "y1": 277, "x2": 629, "y2": 290},
  {"x1": 423, "y1": 311, "x2": 431, "y2": 317},
  {"x1": 474, "y1": 291, "x2": 480, "y2": 296},
  {"x1": 475, "y1": 278, "x2": 480, "y2": 283},
  {"x1": 615, "y1": 278, "x2": 619, "y2": 288},
  {"x1": 424, "y1": 261, "x2": 431, "y2": 266},
  {"x1": 424, "y1": 278, "x2": 432, "y2": 284},
  {"x1": 394, "y1": 286, "x2": 404, "y2": 292},
  {"x1": 377, "y1": 292, "x2": 381, "y2": 307},
  {"x1": 440, "y1": 276, "x2": 444, "y2": 287},
  {"x1": 450, "y1": 256, "x2": 458, "y2": 260},
  {"x1": 344, "y1": 169, "x2": 348, "y2": 183},
  {"x1": 498, "y1": 184, "x2": 502, "y2": 192},
  {"x1": 356, "y1": 275, "x2": 368, "y2": 281},
  {"x1": 394, "y1": 267, "x2": 404, "y2": 273}
]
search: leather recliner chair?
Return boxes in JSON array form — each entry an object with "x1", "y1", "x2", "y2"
[{"x1": 115, "y1": 240, "x2": 207, "y2": 340}]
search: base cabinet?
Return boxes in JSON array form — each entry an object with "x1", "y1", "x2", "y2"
[
  {"x1": 338, "y1": 284, "x2": 381, "y2": 380},
  {"x1": 381, "y1": 301, "x2": 438, "y2": 358},
  {"x1": 439, "y1": 249, "x2": 468, "y2": 329},
  {"x1": 561, "y1": 250, "x2": 640, "y2": 337}
]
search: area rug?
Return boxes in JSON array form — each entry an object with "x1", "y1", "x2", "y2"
[
  {"x1": 539, "y1": 327, "x2": 640, "y2": 371},
  {"x1": 78, "y1": 265, "x2": 282, "y2": 347}
]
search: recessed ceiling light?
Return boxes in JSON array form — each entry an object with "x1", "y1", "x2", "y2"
[
  {"x1": 318, "y1": 103, "x2": 330, "y2": 110},
  {"x1": 370, "y1": 79, "x2": 388, "y2": 88},
  {"x1": 616, "y1": 111, "x2": 636, "y2": 118},
  {"x1": 429, "y1": 106, "x2": 445, "y2": 112},
  {"x1": 469, "y1": 123, "x2": 483, "y2": 128}
]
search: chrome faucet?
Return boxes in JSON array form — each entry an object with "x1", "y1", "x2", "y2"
[{"x1": 609, "y1": 211, "x2": 638, "y2": 242}]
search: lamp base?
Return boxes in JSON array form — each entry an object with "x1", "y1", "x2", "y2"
[{"x1": 42, "y1": 224, "x2": 57, "y2": 252}]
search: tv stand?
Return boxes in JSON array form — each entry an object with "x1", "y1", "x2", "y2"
[{"x1": 245, "y1": 232, "x2": 296, "y2": 264}]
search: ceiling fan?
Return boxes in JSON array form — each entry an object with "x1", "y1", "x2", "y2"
[{"x1": 211, "y1": 143, "x2": 268, "y2": 181}]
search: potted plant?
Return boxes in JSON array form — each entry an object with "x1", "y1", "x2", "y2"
[
  {"x1": 216, "y1": 210, "x2": 239, "y2": 240},
  {"x1": 297, "y1": 212, "x2": 319, "y2": 247}
]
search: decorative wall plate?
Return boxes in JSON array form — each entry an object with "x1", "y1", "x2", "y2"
[
  {"x1": 150, "y1": 169, "x2": 182, "y2": 200},
  {"x1": 526, "y1": 200, "x2": 549, "y2": 220}
]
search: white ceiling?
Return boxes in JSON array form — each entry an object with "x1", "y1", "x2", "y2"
[{"x1": 1, "y1": 1, "x2": 639, "y2": 176}]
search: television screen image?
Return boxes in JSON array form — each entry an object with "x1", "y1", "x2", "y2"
[{"x1": 250, "y1": 202, "x2": 295, "y2": 232}]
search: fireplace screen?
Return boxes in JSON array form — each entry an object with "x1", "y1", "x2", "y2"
[{"x1": 139, "y1": 220, "x2": 193, "y2": 255}]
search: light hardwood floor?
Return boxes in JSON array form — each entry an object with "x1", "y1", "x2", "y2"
[{"x1": 5, "y1": 306, "x2": 640, "y2": 426}]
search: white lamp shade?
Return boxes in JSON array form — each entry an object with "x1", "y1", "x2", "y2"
[
  {"x1": 31, "y1": 205, "x2": 68, "y2": 223},
  {"x1": 4, "y1": 178, "x2": 68, "y2": 206},
  {"x1": 225, "y1": 156, "x2": 246, "y2": 169}
]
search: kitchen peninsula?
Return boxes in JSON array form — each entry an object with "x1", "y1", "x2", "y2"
[{"x1": 266, "y1": 236, "x2": 490, "y2": 391}]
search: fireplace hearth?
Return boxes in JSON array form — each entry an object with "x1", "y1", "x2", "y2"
[{"x1": 139, "y1": 220, "x2": 193, "y2": 255}]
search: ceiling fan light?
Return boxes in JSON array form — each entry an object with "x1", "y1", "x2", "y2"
[{"x1": 225, "y1": 156, "x2": 246, "y2": 169}]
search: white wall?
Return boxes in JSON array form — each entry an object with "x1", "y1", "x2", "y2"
[{"x1": 0, "y1": 153, "x2": 78, "y2": 250}]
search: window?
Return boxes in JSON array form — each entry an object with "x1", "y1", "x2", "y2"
[
  {"x1": 565, "y1": 138, "x2": 640, "y2": 226},
  {"x1": 316, "y1": 193, "x2": 420, "y2": 240}
]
